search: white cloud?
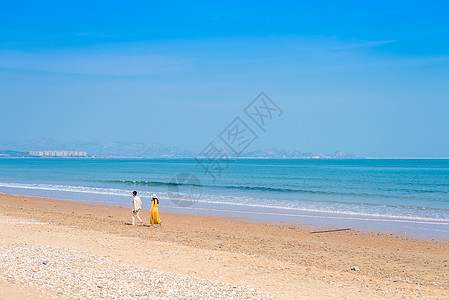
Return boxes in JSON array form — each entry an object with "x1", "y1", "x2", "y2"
[{"x1": 0, "y1": 51, "x2": 193, "y2": 76}]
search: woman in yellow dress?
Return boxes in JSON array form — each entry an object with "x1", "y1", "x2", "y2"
[{"x1": 150, "y1": 194, "x2": 162, "y2": 227}]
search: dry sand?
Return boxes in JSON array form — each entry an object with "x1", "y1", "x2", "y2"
[{"x1": 0, "y1": 193, "x2": 448, "y2": 299}]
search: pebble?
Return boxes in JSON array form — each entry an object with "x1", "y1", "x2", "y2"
[{"x1": 0, "y1": 244, "x2": 273, "y2": 299}]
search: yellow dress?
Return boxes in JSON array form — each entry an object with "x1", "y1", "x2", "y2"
[{"x1": 150, "y1": 199, "x2": 161, "y2": 225}]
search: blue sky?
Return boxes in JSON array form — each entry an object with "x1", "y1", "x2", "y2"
[{"x1": 1, "y1": 1, "x2": 449, "y2": 156}]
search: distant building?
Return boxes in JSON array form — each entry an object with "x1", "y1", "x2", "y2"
[{"x1": 29, "y1": 151, "x2": 87, "y2": 157}]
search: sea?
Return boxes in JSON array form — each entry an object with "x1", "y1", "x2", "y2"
[{"x1": 0, "y1": 158, "x2": 448, "y2": 240}]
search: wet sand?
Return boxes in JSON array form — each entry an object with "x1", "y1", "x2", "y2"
[{"x1": 0, "y1": 193, "x2": 448, "y2": 299}]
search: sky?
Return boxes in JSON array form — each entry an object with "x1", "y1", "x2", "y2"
[{"x1": 1, "y1": 0, "x2": 448, "y2": 157}]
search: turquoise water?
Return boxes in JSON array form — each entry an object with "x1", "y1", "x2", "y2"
[{"x1": 0, "y1": 158, "x2": 448, "y2": 238}]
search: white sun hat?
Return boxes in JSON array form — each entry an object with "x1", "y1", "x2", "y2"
[{"x1": 152, "y1": 194, "x2": 157, "y2": 199}]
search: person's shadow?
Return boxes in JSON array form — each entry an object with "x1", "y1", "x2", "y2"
[{"x1": 125, "y1": 223, "x2": 151, "y2": 227}]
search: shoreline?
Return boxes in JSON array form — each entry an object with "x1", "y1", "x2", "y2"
[
  {"x1": 1, "y1": 192, "x2": 448, "y2": 299},
  {"x1": 1, "y1": 185, "x2": 448, "y2": 241}
]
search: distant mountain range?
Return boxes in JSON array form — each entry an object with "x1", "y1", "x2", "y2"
[
  {"x1": 0, "y1": 140, "x2": 357, "y2": 159},
  {"x1": 241, "y1": 149, "x2": 357, "y2": 159},
  {"x1": 0, "y1": 140, "x2": 195, "y2": 158}
]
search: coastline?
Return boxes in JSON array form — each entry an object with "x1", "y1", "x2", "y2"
[
  {"x1": 1, "y1": 192, "x2": 448, "y2": 299},
  {"x1": 1, "y1": 183, "x2": 448, "y2": 241}
]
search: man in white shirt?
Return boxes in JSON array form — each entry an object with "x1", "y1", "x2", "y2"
[{"x1": 132, "y1": 191, "x2": 144, "y2": 226}]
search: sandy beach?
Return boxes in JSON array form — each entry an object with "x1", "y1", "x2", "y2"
[{"x1": 0, "y1": 193, "x2": 448, "y2": 299}]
